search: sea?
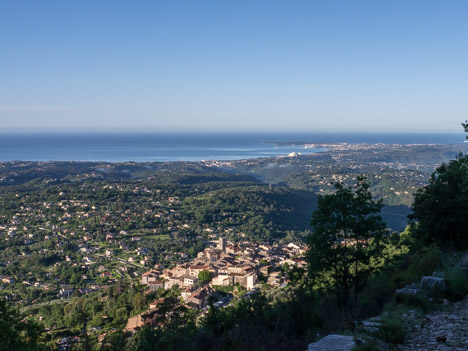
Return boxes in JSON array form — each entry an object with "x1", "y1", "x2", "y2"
[{"x1": 0, "y1": 132, "x2": 466, "y2": 162}]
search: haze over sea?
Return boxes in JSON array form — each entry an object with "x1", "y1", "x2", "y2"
[{"x1": 0, "y1": 132, "x2": 466, "y2": 162}]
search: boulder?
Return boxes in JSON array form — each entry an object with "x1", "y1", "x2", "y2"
[
  {"x1": 307, "y1": 334, "x2": 355, "y2": 351},
  {"x1": 420, "y1": 276, "x2": 446, "y2": 291}
]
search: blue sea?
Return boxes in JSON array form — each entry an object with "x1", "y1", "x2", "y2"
[{"x1": 0, "y1": 132, "x2": 465, "y2": 162}]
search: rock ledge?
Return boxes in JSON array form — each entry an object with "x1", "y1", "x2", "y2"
[{"x1": 307, "y1": 334, "x2": 355, "y2": 351}]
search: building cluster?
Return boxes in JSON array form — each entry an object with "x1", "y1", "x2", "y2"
[{"x1": 127, "y1": 238, "x2": 306, "y2": 331}]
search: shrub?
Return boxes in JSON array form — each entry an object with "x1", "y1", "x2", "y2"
[
  {"x1": 377, "y1": 316, "x2": 407, "y2": 344},
  {"x1": 352, "y1": 340, "x2": 382, "y2": 351},
  {"x1": 444, "y1": 265, "x2": 468, "y2": 301},
  {"x1": 391, "y1": 245, "x2": 443, "y2": 287},
  {"x1": 357, "y1": 271, "x2": 394, "y2": 318},
  {"x1": 395, "y1": 293, "x2": 432, "y2": 313}
]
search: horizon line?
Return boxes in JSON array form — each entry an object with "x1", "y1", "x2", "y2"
[{"x1": 0, "y1": 130, "x2": 465, "y2": 135}]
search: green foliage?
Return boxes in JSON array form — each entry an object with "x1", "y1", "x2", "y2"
[
  {"x1": 0, "y1": 299, "x2": 45, "y2": 351},
  {"x1": 444, "y1": 259, "x2": 468, "y2": 301},
  {"x1": 198, "y1": 287, "x2": 323, "y2": 350},
  {"x1": 183, "y1": 186, "x2": 317, "y2": 240},
  {"x1": 410, "y1": 153, "x2": 468, "y2": 250},
  {"x1": 395, "y1": 292, "x2": 433, "y2": 313},
  {"x1": 377, "y1": 316, "x2": 407, "y2": 344},
  {"x1": 198, "y1": 270, "x2": 212, "y2": 283},
  {"x1": 391, "y1": 244, "x2": 443, "y2": 288},
  {"x1": 357, "y1": 271, "x2": 395, "y2": 317},
  {"x1": 129, "y1": 295, "x2": 198, "y2": 351},
  {"x1": 212, "y1": 285, "x2": 234, "y2": 294},
  {"x1": 128, "y1": 326, "x2": 163, "y2": 351},
  {"x1": 35, "y1": 253, "x2": 62, "y2": 267},
  {"x1": 352, "y1": 340, "x2": 382, "y2": 351},
  {"x1": 307, "y1": 176, "x2": 386, "y2": 308},
  {"x1": 32, "y1": 282, "x2": 148, "y2": 332},
  {"x1": 99, "y1": 330, "x2": 128, "y2": 351}
]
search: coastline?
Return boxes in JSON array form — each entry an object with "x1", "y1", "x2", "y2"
[{"x1": 0, "y1": 132, "x2": 466, "y2": 163}]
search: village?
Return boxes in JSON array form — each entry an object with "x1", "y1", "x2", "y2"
[{"x1": 126, "y1": 237, "x2": 307, "y2": 332}]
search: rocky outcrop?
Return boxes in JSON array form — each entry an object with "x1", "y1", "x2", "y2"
[
  {"x1": 419, "y1": 276, "x2": 446, "y2": 291},
  {"x1": 307, "y1": 334, "x2": 355, "y2": 351},
  {"x1": 397, "y1": 275, "x2": 447, "y2": 298}
]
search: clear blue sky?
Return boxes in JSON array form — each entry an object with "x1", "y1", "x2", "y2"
[{"x1": 1, "y1": 0, "x2": 467, "y2": 132}]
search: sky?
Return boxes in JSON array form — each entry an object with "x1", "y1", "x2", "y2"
[{"x1": 0, "y1": 0, "x2": 467, "y2": 133}]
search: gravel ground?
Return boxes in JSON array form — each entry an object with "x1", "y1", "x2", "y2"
[{"x1": 397, "y1": 296, "x2": 468, "y2": 351}]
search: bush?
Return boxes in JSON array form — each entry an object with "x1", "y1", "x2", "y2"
[
  {"x1": 395, "y1": 293, "x2": 432, "y2": 313},
  {"x1": 357, "y1": 271, "x2": 394, "y2": 318},
  {"x1": 391, "y1": 245, "x2": 443, "y2": 287},
  {"x1": 352, "y1": 340, "x2": 382, "y2": 351},
  {"x1": 377, "y1": 316, "x2": 407, "y2": 344},
  {"x1": 445, "y1": 265, "x2": 468, "y2": 301}
]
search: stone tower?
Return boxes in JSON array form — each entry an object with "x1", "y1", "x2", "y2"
[{"x1": 218, "y1": 237, "x2": 227, "y2": 252}]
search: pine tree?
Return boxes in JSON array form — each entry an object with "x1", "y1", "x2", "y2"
[{"x1": 306, "y1": 176, "x2": 386, "y2": 308}]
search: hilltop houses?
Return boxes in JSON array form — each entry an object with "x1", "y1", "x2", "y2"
[
  {"x1": 139, "y1": 237, "x2": 307, "y2": 306},
  {"x1": 127, "y1": 237, "x2": 306, "y2": 332}
]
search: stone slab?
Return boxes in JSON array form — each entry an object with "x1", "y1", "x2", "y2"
[{"x1": 307, "y1": 334, "x2": 355, "y2": 351}]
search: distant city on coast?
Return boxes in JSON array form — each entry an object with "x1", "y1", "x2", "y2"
[{"x1": 1, "y1": 132, "x2": 465, "y2": 162}]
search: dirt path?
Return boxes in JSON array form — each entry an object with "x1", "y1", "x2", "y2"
[{"x1": 398, "y1": 295, "x2": 468, "y2": 350}]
